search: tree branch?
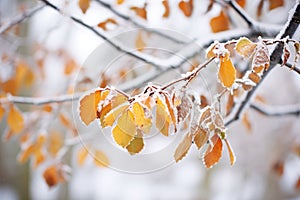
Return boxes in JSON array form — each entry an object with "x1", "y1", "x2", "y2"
[
  {"x1": 283, "y1": 62, "x2": 300, "y2": 75},
  {"x1": 250, "y1": 103, "x2": 300, "y2": 117},
  {"x1": 0, "y1": 4, "x2": 45, "y2": 35},
  {"x1": 225, "y1": 0, "x2": 282, "y2": 36},
  {"x1": 225, "y1": 2, "x2": 300, "y2": 126},
  {"x1": 93, "y1": 0, "x2": 187, "y2": 44}
]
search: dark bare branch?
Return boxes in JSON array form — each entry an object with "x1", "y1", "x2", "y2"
[{"x1": 250, "y1": 103, "x2": 300, "y2": 117}]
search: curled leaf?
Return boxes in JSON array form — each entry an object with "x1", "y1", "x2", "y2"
[
  {"x1": 162, "y1": 0, "x2": 170, "y2": 18},
  {"x1": 224, "y1": 138, "x2": 236, "y2": 166},
  {"x1": 235, "y1": 37, "x2": 257, "y2": 58}
]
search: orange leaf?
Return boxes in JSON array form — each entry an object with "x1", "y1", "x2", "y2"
[
  {"x1": 93, "y1": 150, "x2": 109, "y2": 167},
  {"x1": 272, "y1": 160, "x2": 284, "y2": 176},
  {"x1": 295, "y1": 176, "x2": 300, "y2": 190},
  {"x1": 176, "y1": 95, "x2": 192, "y2": 123},
  {"x1": 7, "y1": 105, "x2": 24, "y2": 133},
  {"x1": 193, "y1": 127, "x2": 208, "y2": 150},
  {"x1": 64, "y1": 58, "x2": 78, "y2": 75},
  {"x1": 77, "y1": 146, "x2": 89, "y2": 166},
  {"x1": 33, "y1": 150, "x2": 45, "y2": 168},
  {"x1": 203, "y1": 134, "x2": 223, "y2": 168},
  {"x1": 226, "y1": 94, "x2": 234, "y2": 116},
  {"x1": 224, "y1": 139, "x2": 236, "y2": 166},
  {"x1": 0, "y1": 104, "x2": 5, "y2": 122},
  {"x1": 135, "y1": 31, "x2": 146, "y2": 52},
  {"x1": 162, "y1": 0, "x2": 170, "y2": 18},
  {"x1": 257, "y1": 0, "x2": 264, "y2": 17},
  {"x1": 210, "y1": 10, "x2": 230, "y2": 33},
  {"x1": 174, "y1": 133, "x2": 193, "y2": 162},
  {"x1": 218, "y1": 55, "x2": 236, "y2": 88},
  {"x1": 78, "y1": 0, "x2": 90, "y2": 14},
  {"x1": 79, "y1": 89, "x2": 102, "y2": 125},
  {"x1": 269, "y1": 0, "x2": 284, "y2": 10},
  {"x1": 130, "y1": 4, "x2": 147, "y2": 20},
  {"x1": 242, "y1": 112, "x2": 252, "y2": 132},
  {"x1": 248, "y1": 72, "x2": 261, "y2": 84},
  {"x1": 97, "y1": 18, "x2": 118, "y2": 31},
  {"x1": 116, "y1": 0, "x2": 125, "y2": 5},
  {"x1": 43, "y1": 165, "x2": 66, "y2": 187},
  {"x1": 2, "y1": 79, "x2": 18, "y2": 95},
  {"x1": 235, "y1": 37, "x2": 257, "y2": 58},
  {"x1": 206, "y1": 42, "x2": 218, "y2": 59},
  {"x1": 178, "y1": 0, "x2": 193, "y2": 17},
  {"x1": 132, "y1": 102, "x2": 152, "y2": 133},
  {"x1": 236, "y1": 0, "x2": 246, "y2": 8},
  {"x1": 200, "y1": 95, "x2": 209, "y2": 109}
]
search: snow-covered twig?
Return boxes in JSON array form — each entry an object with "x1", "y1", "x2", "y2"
[
  {"x1": 0, "y1": 4, "x2": 45, "y2": 34},
  {"x1": 93, "y1": 0, "x2": 187, "y2": 44},
  {"x1": 225, "y1": 0, "x2": 282, "y2": 36},
  {"x1": 225, "y1": 2, "x2": 300, "y2": 126},
  {"x1": 250, "y1": 103, "x2": 300, "y2": 117}
]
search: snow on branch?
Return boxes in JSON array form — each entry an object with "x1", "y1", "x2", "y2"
[
  {"x1": 225, "y1": 2, "x2": 300, "y2": 126},
  {"x1": 0, "y1": 4, "x2": 45, "y2": 35},
  {"x1": 250, "y1": 103, "x2": 300, "y2": 117},
  {"x1": 93, "y1": 0, "x2": 187, "y2": 44}
]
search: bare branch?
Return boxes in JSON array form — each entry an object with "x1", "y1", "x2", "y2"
[
  {"x1": 0, "y1": 4, "x2": 45, "y2": 35},
  {"x1": 225, "y1": 2, "x2": 300, "y2": 126},
  {"x1": 283, "y1": 62, "x2": 300, "y2": 75},
  {"x1": 224, "y1": 0, "x2": 282, "y2": 36},
  {"x1": 250, "y1": 103, "x2": 300, "y2": 117},
  {"x1": 93, "y1": 0, "x2": 187, "y2": 44}
]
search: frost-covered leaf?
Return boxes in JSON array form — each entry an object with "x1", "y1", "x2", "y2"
[
  {"x1": 7, "y1": 105, "x2": 24, "y2": 133},
  {"x1": 79, "y1": 89, "x2": 102, "y2": 125},
  {"x1": 210, "y1": 10, "x2": 230, "y2": 33},
  {"x1": 252, "y1": 42, "x2": 270, "y2": 71},
  {"x1": 162, "y1": 93, "x2": 177, "y2": 132},
  {"x1": 93, "y1": 150, "x2": 109, "y2": 167},
  {"x1": 203, "y1": 134, "x2": 223, "y2": 168},
  {"x1": 103, "y1": 105, "x2": 128, "y2": 127},
  {"x1": 178, "y1": 0, "x2": 193, "y2": 17},
  {"x1": 218, "y1": 55, "x2": 236, "y2": 88},
  {"x1": 248, "y1": 72, "x2": 261, "y2": 84},
  {"x1": 281, "y1": 45, "x2": 290, "y2": 66},
  {"x1": 130, "y1": 4, "x2": 147, "y2": 20},
  {"x1": 156, "y1": 97, "x2": 170, "y2": 136},
  {"x1": 78, "y1": 0, "x2": 90, "y2": 14},
  {"x1": 176, "y1": 95, "x2": 192, "y2": 123},
  {"x1": 43, "y1": 165, "x2": 66, "y2": 187},
  {"x1": 224, "y1": 139, "x2": 236, "y2": 166},
  {"x1": 226, "y1": 94, "x2": 234, "y2": 116},
  {"x1": 235, "y1": 37, "x2": 257, "y2": 58},
  {"x1": 174, "y1": 133, "x2": 193, "y2": 162},
  {"x1": 206, "y1": 42, "x2": 218, "y2": 59},
  {"x1": 112, "y1": 110, "x2": 136, "y2": 147},
  {"x1": 132, "y1": 102, "x2": 152, "y2": 133},
  {"x1": 199, "y1": 107, "x2": 211, "y2": 126},
  {"x1": 162, "y1": 0, "x2": 170, "y2": 18},
  {"x1": 292, "y1": 42, "x2": 300, "y2": 69},
  {"x1": 193, "y1": 127, "x2": 208, "y2": 150}
]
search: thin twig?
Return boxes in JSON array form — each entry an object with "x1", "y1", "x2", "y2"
[
  {"x1": 283, "y1": 62, "x2": 300, "y2": 75},
  {"x1": 0, "y1": 4, "x2": 45, "y2": 35},
  {"x1": 93, "y1": 0, "x2": 187, "y2": 44},
  {"x1": 225, "y1": 2, "x2": 300, "y2": 126},
  {"x1": 250, "y1": 103, "x2": 300, "y2": 117},
  {"x1": 225, "y1": 0, "x2": 282, "y2": 36}
]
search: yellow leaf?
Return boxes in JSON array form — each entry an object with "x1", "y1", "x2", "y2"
[
  {"x1": 132, "y1": 102, "x2": 151, "y2": 133},
  {"x1": 269, "y1": 0, "x2": 284, "y2": 10},
  {"x1": 156, "y1": 97, "x2": 170, "y2": 136},
  {"x1": 93, "y1": 150, "x2": 110, "y2": 167},
  {"x1": 210, "y1": 10, "x2": 230, "y2": 33},
  {"x1": 18, "y1": 144, "x2": 35, "y2": 163},
  {"x1": 162, "y1": 0, "x2": 170, "y2": 18},
  {"x1": 47, "y1": 131, "x2": 63, "y2": 157},
  {"x1": 2, "y1": 79, "x2": 18, "y2": 95},
  {"x1": 218, "y1": 55, "x2": 236, "y2": 88},
  {"x1": 103, "y1": 105, "x2": 128, "y2": 127},
  {"x1": 130, "y1": 4, "x2": 147, "y2": 20},
  {"x1": 224, "y1": 139, "x2": 236, "y2": 166},
  {"x1": 135, "y1": 31, "x2": 146, "y2": 52},
  {"x1": 112, "y1": 110, "x2": 136, "y2": 147},
  {"x1": 33, "y1": 150, "x2": 45, "y2": 168},
  {"x1": 77, "y1": 146, "x2": 89, "y2": 166},
  {"x1": 162, "y1": 93, "x2": 177, "y2": 132},
  {"x1": 206, "y1": 42, "x2": 218, "y2": 59},
  {"x1": 203, "y1": 134, "x2": 223, "y2": 168},
  {"x1": 43, "y1": 165, "x2": 66, "y2": 187},
  {"x1": 178, "y1": 0, "x2": 193, "y2": 17},
  {"x1": 117, "y1": 0, "x2": 125, "y2": 5},
  {"x1": 78, "y1": 0, "x2": 90, "y2": 14},
  {"x1": 79, "y1": 90, "x2": 102, "y2": 125},
  {"x1": 235, "y1": 37, "x2": 257, "y2": 58},
  {"x1": 7, "y1": 105, "x2": 24, "y2": 133},
  {"x1": 193, "y1": 127, "x2": 208, "y2": 149},
  {"x1": 174, "y1": 133, "x2": 193, "y2": 162},
  {"x1": 0, "y1": 104, "x2": 5, "y2": 122},
  {"x1": 126, "y1": 131, "x2": 144, "y2": 154},
  {"x1": 64, "y1": 58, "x2": 78, "y2": 75}
]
